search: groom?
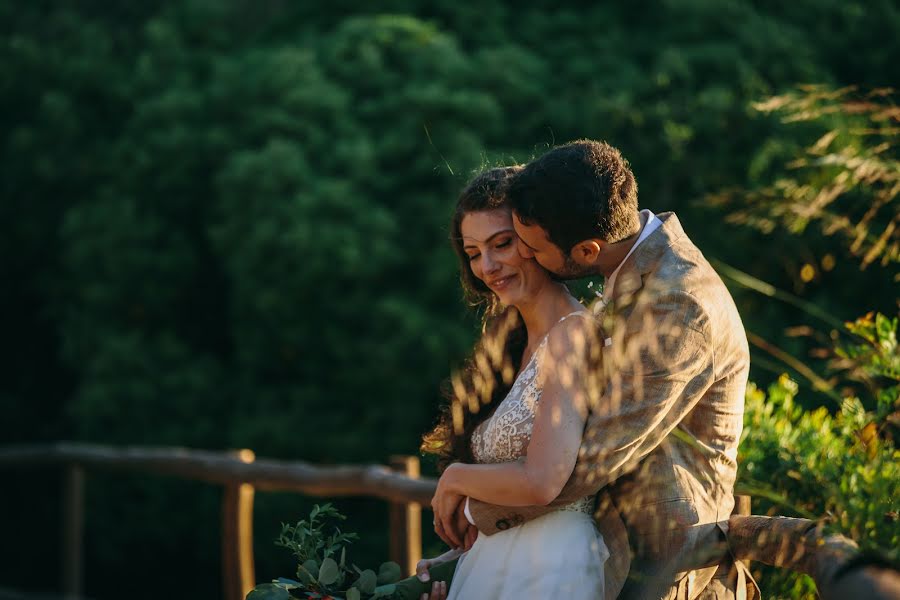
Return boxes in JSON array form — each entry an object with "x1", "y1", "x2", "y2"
[{"x1": 426, "y1": 140, "x2": 757, "y2": 600}]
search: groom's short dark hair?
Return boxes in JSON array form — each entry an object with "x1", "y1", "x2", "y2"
[{"x1": 509, "y1": 139, "x2": 640, "y2": 252}]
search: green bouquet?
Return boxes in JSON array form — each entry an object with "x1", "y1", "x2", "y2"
[{"x1": 247, "y1": 504, "x2": 456, "y2": 600}]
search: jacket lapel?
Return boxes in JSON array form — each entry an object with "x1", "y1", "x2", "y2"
[{"x1": 607, "y1": 212, "x2": 685, "y2": 315}]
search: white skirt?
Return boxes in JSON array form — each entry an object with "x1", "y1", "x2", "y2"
[{"x1": 447, "y1": 509, "x2": 609, "y2": 600}]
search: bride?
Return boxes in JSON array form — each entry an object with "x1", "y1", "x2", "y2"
[{"x1": 419, "y1": 166, "x2": 609, "y2": 599}]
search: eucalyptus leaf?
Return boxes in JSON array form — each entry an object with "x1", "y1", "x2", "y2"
[
  {"x1": 318, "y1": 557, "x2": 340, "y2": 585},
  {"x1": 246, "y1": 583, "x2": 291, "y2": 600},
  {"x1": 376, "y1": 561, "x2": 402, "y2": 584},
  {"x1": 276, "y1": 577, "x2": 303, "y2": 589},
  {"x1": 296, "y1": 563, "x2": 315, "y2": 586},
  {"x1": 303, "y1": 560, "x2": 319, "y2": 576},
  {"x1": 346, "y1": 587, "x2": 360, "y2": 600},
  {"x1": 354, "y1": 569, "x2": 377, "y2": 594}
]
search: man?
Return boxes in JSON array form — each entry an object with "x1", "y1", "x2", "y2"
[{"x1": 423, "y1": 139, "x2": 756, "y2": 600}]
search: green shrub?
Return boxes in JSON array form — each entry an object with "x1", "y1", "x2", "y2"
[{"x1": 739, "y1": 312, "x2": 899, "y2": 598}]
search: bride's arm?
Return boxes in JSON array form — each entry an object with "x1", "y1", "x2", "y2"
[
  {"x1": 434, "y1": 318, "x2": 591, "y2": 508},
  {"x1": 420, "y1": 547, "x2": 463, "y2": 566}
]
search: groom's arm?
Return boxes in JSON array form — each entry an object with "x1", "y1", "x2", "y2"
[{"x1": 467, "y1": 289, "x2": 715, "y2": 535}]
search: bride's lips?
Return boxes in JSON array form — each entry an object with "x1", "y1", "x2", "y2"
[{"x1": 487, "y1": 273, "x2": 518, "y2": 292}]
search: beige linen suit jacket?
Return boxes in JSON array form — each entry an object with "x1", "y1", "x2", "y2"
[{"x1": 468, "y1": 213, "x2": 752, "y2": 600}]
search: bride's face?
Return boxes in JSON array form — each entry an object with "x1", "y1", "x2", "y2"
[{"x1": 460, "y1": 208, "x2": 550, "y2": 306}]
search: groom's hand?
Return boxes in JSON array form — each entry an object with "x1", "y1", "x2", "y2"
[
  {"x1": 463, "y1": 521, "x2": 478, "y2": 551},
  {"x1": 454, "y1": 501, "x2": 478, "y2": 551},
  {"x1": 433, "y1": 502, "x2": 461, "y2": 548},
  {"x1": 433, "y1": 495, "x2": 472, "y2": 549},
  {"x1": 431, "y1": 470, "x2": 464, "y2": 548}
]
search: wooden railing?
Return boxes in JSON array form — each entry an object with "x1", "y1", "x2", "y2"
[
  {"x1": 0, "y1": 443, "x2": 429, "y2": 600},
  {"x1": 1, "y1": 443, "x2": 898, "y2": 600}
]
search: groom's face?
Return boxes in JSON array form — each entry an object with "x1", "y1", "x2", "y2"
[{"x1": 512, "y1": 212, "x2": 585, "y2": 279}]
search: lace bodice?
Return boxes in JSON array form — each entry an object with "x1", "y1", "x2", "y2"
[
  {"x1": 470, "y1": 312, "x2": 595, "y2": 515},
  {"x1": 470, "y1": 341, "x2": 543, "y2": 464}
]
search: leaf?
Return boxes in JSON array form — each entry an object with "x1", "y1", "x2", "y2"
[
  {"x1": 354, "y1": 569, "x2": 377, "y2": 594},
  {"x1": 296, "y1": 563, "x2": 316, "y2": 586},
  {"x1": 376, "y1": 561, "x2": 402, "y2": 584},
  {"x1": 318, "y1": 557, "x2": 340, "y2": 585},
  {"x1": 276, "y1": 577, "x2": 303, "y2": 590},
  {"x1": 346, "y1": 588, "x2": 360, "y2": 600},
  {"x1": 303, "y1": 559, "x2": 319, "y2": 578},
  {"x1": 246, "y1": 583, "x2": 292, "y2": 600}
]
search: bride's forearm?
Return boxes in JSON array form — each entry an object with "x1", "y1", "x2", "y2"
[
  {"x1": 442, "y1": 461, "x2": 558, "y2": 507},
  {"x1": 429, "y1": 547, "x2": 463, "y2": 564}
]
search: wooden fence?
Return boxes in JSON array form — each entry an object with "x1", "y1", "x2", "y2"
[{"x1": 1, "y1": 442, "x2": 897, "y2": 600}]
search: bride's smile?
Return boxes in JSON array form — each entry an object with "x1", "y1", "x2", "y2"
[{"x1": 461, "y1": 209, "x2": 549, "y2": 307}]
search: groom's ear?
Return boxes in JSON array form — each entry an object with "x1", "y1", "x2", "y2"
[{"x1": 570, "y1": 239, "x2": 604, "y2": 266}]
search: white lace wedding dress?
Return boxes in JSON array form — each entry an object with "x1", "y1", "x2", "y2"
[{"x1": 447, "y1": 312, "x2": 609, "y2": 600}]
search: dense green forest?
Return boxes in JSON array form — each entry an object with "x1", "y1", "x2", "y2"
[{"x1": 1, "y1": 1, "x2": 897, "y2": 598}]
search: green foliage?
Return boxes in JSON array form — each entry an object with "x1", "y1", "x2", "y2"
[
  {"x1": 248, "y1": 584, "x2": 292, "y2": 600},
  {"x1": 254, "y1": 504, "x2": 402, "y2": 600},
  {"x1": 716, "y1": 81, "x2": 900, "y2": 598},
  {"x1": 277, "y1": 504, "x2": 358, "y2": 567},
  {"x1": 739, "y1": 313, "x2": 900, "y2": 598},
  {"x1": 741, "y1": 374, "x2": 899, "y2": 547},
  {"x1": 838, "y1": 313, "x2": 900, "y2": 416},
  {"x1": 709, "y1": 86, "x2": 900, "y2": 272},
  {"x1": 2, "y1": 1, "x2": 898, "y2": 598}
]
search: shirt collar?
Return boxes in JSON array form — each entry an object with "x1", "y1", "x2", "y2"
[{"x1": 604, "y1": 209, "x2": 659, "y2": 299}]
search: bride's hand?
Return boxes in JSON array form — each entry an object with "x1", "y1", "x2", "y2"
[
  {"x1": 431, "y1": 464, "x2": 465, "y2": 548},
  {"x1": 419, "y1": 580, "x2": 447, "y2": 600},
  {"x1": 415, "y1": 547, "x2": 462, "y2": 582},
  {"x1": 415, "y1": 557, "x2": 439, "y2": 583}
]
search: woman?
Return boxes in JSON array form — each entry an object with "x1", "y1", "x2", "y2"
[{"x1": 419, "y1": 166, "x2": 609, "y2": 599}]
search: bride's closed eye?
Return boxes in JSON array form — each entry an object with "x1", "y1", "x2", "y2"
[{"x1": 465, "y1": 237, "x2": 515, "y2": 262}]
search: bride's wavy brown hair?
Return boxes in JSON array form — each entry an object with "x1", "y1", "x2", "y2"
[{"x1": 421, "y1": 165, "x2": 528, "y2": 471}]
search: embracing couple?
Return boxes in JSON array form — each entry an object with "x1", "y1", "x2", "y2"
[{"x1": 405, "y1": 139, "x2": 757, "y2": 600}]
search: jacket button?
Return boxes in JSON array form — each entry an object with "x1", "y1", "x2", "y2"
[{"x1": 496, "y1": 519, "x2": 509, "y2": 531}]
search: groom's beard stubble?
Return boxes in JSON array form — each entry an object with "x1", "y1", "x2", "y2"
[{"x1": 548, "y1": 255, "x2": 592, "y2": 281}]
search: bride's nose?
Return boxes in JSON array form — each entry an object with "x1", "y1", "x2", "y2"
[{"x1": 482, "y1": 251, "x2": 501, "y2": 274}]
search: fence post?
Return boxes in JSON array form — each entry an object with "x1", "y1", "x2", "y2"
[
  {"x1": 222, "y1": 449, "x2": 256, "y2": 600},
  {"x1": 733, "y1": 494, "x2": 751, "y2": 516},
  {"x1": 389, "y1": 455, "x2": 422, "y2": 576},
  {"x1": 61, "y1": 463, "x2": 85, "y2": 600}
]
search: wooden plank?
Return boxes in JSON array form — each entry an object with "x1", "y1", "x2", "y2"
[
  {"x1": 388, "y1": 455, "x2": 422, "y2": 576},
  {"x1": 732, "y1": 494, "x2": 751, "y2": 516},
  {"x1": 222, "y1": 450, "x2": 256, "y2": 600},
  {"x1": 61, "y1": 464, "x2": 84, "y2": 600},
  {"x1": 0, "y1": 443, "x2": 436, "y2": 505}
]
